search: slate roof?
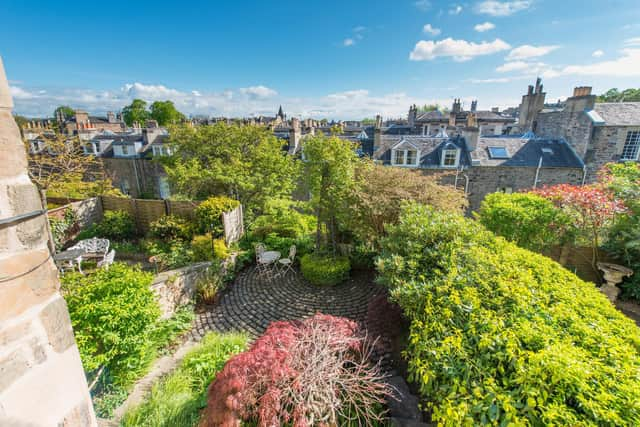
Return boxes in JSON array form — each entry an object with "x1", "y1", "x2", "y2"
[
  {"x1": 591, "y1": 103, "x2": 640, "y2": 126},
  {"x1": 471, "y1": 136, "x2": 584, "y2": 168},
  {"x1": 377, "y1": 135, "x2": 471, "y2": 168},
  {"x1": 415, "y1": 110, "x2": 513, "y2": 122}
]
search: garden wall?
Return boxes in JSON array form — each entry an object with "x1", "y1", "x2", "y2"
[
  {"x1": 150, "y1": 254, "x2": 237, "y2": 319},
  {"x1": 546, "y1": 245, "x2": 618, "y2": 284},
  {"x1": 100, "y1": 196, "x2": 199, "y2": 234},
  {"x1": 100, "y1": 196, "x2": 244, "y2": 243},
  {"x1": 48, "y1": 197, "x2": 103, "y2": 229}
]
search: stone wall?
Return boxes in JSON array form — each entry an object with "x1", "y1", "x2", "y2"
[
  {"x1": 420, "y1": 166, "x2": 584, "y2": 211},
  {"x1": 48, "y1": 197, "x2": 103, "y2": 229},
  {"x1": 585, "y1": 126, "x2": 640, "y2": 182},
  {"x1": 536, "y1": 108, "x2": 593, "y2": 159},
  {"x1": 0, "y1": 57, "x2": 97, "y2": 426},
  {"x1": 150, "y1": 255, "x2": 237, "y2": 319},
  {"x1": 102, "y1": 157, "x2": 167, "y2": 198}
]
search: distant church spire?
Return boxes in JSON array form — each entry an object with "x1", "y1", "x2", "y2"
[{"x1": 277, "y1": 105, "x2": 285, "y2": 120}]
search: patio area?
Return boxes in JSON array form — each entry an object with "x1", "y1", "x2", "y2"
[{"x1": 191, "y1": 266, "x2": 385, "y2": 340}]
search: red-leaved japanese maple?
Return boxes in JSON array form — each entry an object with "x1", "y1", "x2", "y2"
[
  {"x1": 200, "y1": 314, "x2": 391, "y2": 427},
  {"x1": 532, "y1": 184, "x2": 626, "y2": 269}
]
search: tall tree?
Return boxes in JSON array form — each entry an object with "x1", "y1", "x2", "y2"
[
  {"x1": 597, "y1": 88, "x2": 640, "y2": 102},
  {"x1": 302, "y1": 133, "x2": 360, "y2": 252},
  {"x1": 348, "y1": 161, "x2": 467, "y2": 248},
  {"x1": 26, "y1": 134, "x2": 115, "y2": 198},
  {"x1": 160, "y1": 123, "x2": 298, "y2": 215},
  {"x1": 53, "y1": 105, "x2": 75, "y2": 121},
  {"x1": 149, "y1": 101, "x2": 185, "y2": 125},
  {"x1": 122, "y1": 99, "x2": 150, "y2": 126}
]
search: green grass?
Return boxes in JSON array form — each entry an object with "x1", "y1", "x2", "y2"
[{"x1": 121, "y1": 332, "x2": 248, "y2": 427}]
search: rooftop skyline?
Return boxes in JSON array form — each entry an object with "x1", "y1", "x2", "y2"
[{"x1": 2, "y1": 0, "x2": 640, "y2": 119}]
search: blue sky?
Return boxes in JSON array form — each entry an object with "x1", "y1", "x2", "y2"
[{"x1": 2, "y1": 0, "x2": 640, "y2": 119}]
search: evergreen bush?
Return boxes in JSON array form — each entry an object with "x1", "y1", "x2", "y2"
[
  {"x1": 377, "y1": 203, "x2": 640, "y2": 425},
  {"x1": 300, "y1": 253, "x2": 350, "y2": 286}
]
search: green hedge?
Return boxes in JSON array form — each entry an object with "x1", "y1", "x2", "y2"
[
  {"x1": 300, "y1": 253, "x2": 350, "y2": 286},
  {"x1": 377, "y1": 203, "x2": 640, "y2": 426},
  {"x1": 194, "y1": 196, "x2": 239, "y2": 235},
  {"x1": 77, "y1": 210, "x2": 136, "y2": 241},
  {"x1": 61, "y1": 263, "x2": 159, "y2": 386}
]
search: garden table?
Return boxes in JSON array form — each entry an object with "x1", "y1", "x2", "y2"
[
  {"x1": 53, "y1": 248, "x2": 87, "y2": 274},
  {"x1": 260, "y1": 251, "x2": 281, "y2": 264}
]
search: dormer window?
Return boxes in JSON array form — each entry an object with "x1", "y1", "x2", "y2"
[
  {"x1": 393, "y1": 149, "x2": 419, "y2": 166},
  {"x1": 122, "y1": 145, "x2": 129, "y2": 155},
  {"x1": 488, "y1": 146, "x2": 509, "y2": 159},
  {"x1": 441, "y1": 145, "x2": 460, "y2": 167},
  {"x1": 621, "y1": 130, "x2": 640, "y2": 161}
]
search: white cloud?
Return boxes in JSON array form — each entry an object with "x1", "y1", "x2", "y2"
[
  {"x1": 474, "y1": 1, "x2": 532, "y2": 16},
  {"x1": 353, "y1": 26, "x2": 366, "y2": 33},
  {"x1": 449, "y1": 5, "x2": 463, "y2": 15},
  {"x1": 496, "y1": 61, "x2": 548, "y2": 74},
  {"x1": 9, "y1": 86, "x2": 37, "y2": 99},
  {"x1": 474, "y1": 22, "x2": 495, "y2": 32},
  {"x1": 414, "y1": 0, "x2": 431, "y2": 11},
  {"x1": 326, "y1": 89, "x2": 369, "y2": 100},
  {"x1": 470, "y1": 77, "x2": 512, "y2": 83},
  {"x1": 592, "y1": 49, "x2": 604, "y2": 58},
  {"x1": 506, "y1": 44, "x2": 559, "y2": 60},
  {"x1": 123, "y1": 82, "x2": 184, "y2": 100},
  {"x1": 409, "y1": 37, "x2": 510, "y2": 61},
  {"x1": 624, "y1": 37, "x2": 640, "y2": 46},
  {"x1": 343, "y1": 38, "x2": 355, "y2": 46},
  {"x1": 423, "y1": 24, "x2": 441, "y2": 36},
  {"x1": 558, "y1": 48, "x2": 640, "y2": 77},
  {"x1": 238, "y1": 85, "x2": 277, "y2": 99}
]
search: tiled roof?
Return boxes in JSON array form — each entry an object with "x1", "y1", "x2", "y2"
[
  {"x1": 592, "y1": 103, "x2": 640, "y2": 126},
  {"x1": 378, "y1": 135, "x2": 470, "y2": 168}
]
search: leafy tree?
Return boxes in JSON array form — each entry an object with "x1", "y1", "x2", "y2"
[
  {"x1": 361, "y1": 118, "x2": 376, "y2": 125},
  {"x1": 122, "y1": 99, "x2": 150, "y2": 126},
  {"x1": 302, "y1": 133, "x2": 360, "y2": 252},
  {"x1": 26, "y1": 134, "x2": 115, "y2": 198},
  {"x1": 418, "y1": 103, "x2": 445, "y2": 113},
  {"x1": 150, "y1": 100, "x2": 185, "y2": 125},
  {"x1": 601, "y1": 162, "x2": 640, "y2": 298},
  {"x1": 160, "y1": 123, "x2": 297, "y2": 215},
  {"x1": 597, "y1": 88, "x2": 640, "y2": 102},
  {"x1": 476, "y1": 192, "x2": 570, "y2": 252},
  {"x1": 348, "y1": 161, "x2": 467, "y2": 248},
  {"x1": 533, "y1": 184, "x2": 626, "y2": 270},
  {"x1": 53, "y1": 105, "x2": 75, "y2": 121}
]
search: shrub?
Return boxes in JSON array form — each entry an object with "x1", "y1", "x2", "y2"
[
  {"x1": 78, "y1": 210, "x2": 136, "y2": 241},
  {"x1": 122, "y1": 332, "x2": 248, "y2": 427},
  {"x1": 377, "y1": 203, "x2": 640, "y2": 426},
  {"x1": 49, "y1": 207, "x2": 78, "y2": 250},
  {"x1": 196, "y1": 265, "x2": 226, "y2": 304},
  {"x1": 191, "y1": 234, "x2": 214, "y2": 262},
  {"x1": 201, "y1": 314, "x2": 390, "y2": 427},
  {"x1": 213, "y1": 238, "x2": 229, "y2": 260},
  {"x1": 194, "y1": 196, "x2": 240, "y2": 235},
  {"x1": 148, "y1": 215, "x2": 194, "y2": 242},
  {"x1": 476, "y1": 192, "x2": 569, "y2": 251},
  {"x1": 60, "y1": 263, "x2": 159, "y2": 386},
  {"x1": 251, "y1": 198, "x2": 316, "y2": 239},
  {"x1": 145, "y1": 239, "x2": 192, "y2": 271},
  {"x1": 349, "y1": 243, "x2": 377, "y2": 270},
  {"x1": 300, "y1": 253, "x2": 350, "y2": 286}
]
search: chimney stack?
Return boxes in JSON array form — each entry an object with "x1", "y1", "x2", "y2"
[
  {"x1": 572, "y1": 86, "x2": 593, "y2": 97},
  {"x1": 470, "y1": 100, "x2": 477, "y2": 112}
]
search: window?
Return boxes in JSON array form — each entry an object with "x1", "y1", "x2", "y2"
[
  {"x1": 406, "y1": 150, "x2": 417, "y2": 165},
  {"x1": 488, "y1": 146, "x2": 509, "y2": 159},
  {"x1": 621, "y1": 130, "x2": 640, "y2": 160},
  {"x1": 394, "y1": 150, "x2": 405, "y2": 164},
  {"x1": 442, "y1": 149, "x2": 459, "y2": 167},
  {"x1": 122, "y1": 145, "x2": 129, "y2": 155}
]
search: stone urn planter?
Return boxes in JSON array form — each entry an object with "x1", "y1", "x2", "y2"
[{"x1": 597, "y1": 262, "x2": 634, "y2": 303}]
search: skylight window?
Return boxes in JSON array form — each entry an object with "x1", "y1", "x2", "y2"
[{"x1": 488, "y1": 146, "x2": 509, "y2": 159}]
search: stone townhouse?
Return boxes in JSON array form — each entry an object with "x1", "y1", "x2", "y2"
[
  {"x1": 371, "y1": 114, "x2": 584, "y2": 210},
  {"x1": 533, "y1": 86, "x2": 640, "y2": 181}
]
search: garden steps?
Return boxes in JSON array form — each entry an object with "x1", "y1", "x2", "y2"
[{"x1": 109, "y1": 339, "x2": 198, "y2": 423}]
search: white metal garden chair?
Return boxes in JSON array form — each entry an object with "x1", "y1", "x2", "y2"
[
  {"x1": 97, "y1": 249, "x2": 116, "y2": 270},
  {"x1": 277, "y1": 245, "x2": 296, "y2": 276}
]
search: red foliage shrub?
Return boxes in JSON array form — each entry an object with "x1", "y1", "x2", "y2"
[{"x1": 201, "y1": 314, "x2": 391, "y2": 427}]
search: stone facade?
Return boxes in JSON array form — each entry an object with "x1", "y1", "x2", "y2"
[
  {"x1": 0, "y1": 57, "x2": 97, "y2": 426},
  {"x1": 103, "y1": 157, "x2": 168, "y2": 198}
]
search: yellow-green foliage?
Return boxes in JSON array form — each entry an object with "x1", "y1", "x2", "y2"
[
  {"x1": 194, "y1": 196, "x2": 240, "y2": 235},
  {"x1": 213, "y1": 238, "x2": 229, "y2": 260},
  {"x1": 300, "y1": 253, "x2": 350, "y2": 286},
  {"x1": 122, "y1": 332, "x2": 248, "y2": 427},
  {"x1": 377, "y1": 203, "x2": 640, "y2": 426}
]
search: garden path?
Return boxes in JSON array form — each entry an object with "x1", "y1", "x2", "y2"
[{"x1": 191, "y1": 266, "x2": 384, "y2": 340}]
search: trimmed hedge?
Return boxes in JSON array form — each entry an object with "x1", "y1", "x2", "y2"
[
  {"x1": 300, "y1": 253, "x2": 350, "y2": 286},
  {"x1": 377, "y1": 203, "x2": 640, "y2": 426},
  {"x1": 194, "y1": 196, "x2": 239, "y2": 235}
]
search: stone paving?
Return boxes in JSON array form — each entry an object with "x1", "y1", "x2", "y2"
[{"x1": 191, "y1": 266, "x2": 385, "y2": 340}]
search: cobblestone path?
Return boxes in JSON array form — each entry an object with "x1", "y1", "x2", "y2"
[{"x1": 191, "y1": 266, "x2": 384, "y2": 340}]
